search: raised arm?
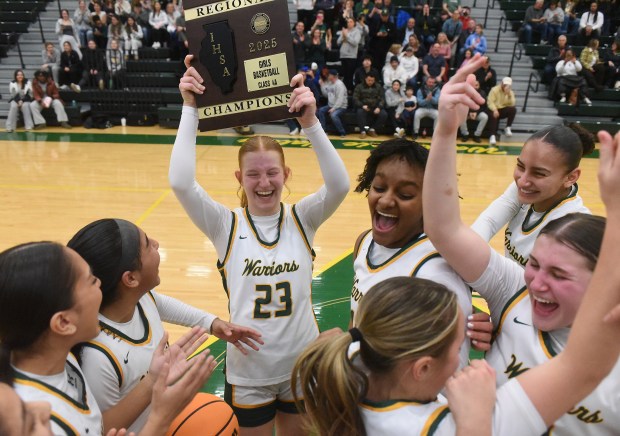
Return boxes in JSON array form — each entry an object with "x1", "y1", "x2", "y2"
[
  {"x1": 168, "y1": 55, "x2": 233, "y2": 257},
  {"x1": 516, "y1": 130, "x2": 620, "y2": 426},
  {"x1": 423, "y1": 54, "x2": 492, "y2": 283},
  {"x1": 471, "y1": 182, "x2": 521, "y2": 242}
]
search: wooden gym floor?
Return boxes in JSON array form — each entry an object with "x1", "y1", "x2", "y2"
[{"x1": 0, "y1": 126, "x2": 603, "y2": 395}]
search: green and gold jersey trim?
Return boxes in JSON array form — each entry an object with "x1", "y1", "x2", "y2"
[
  {"x1": 99, "y1": 302, "x2": 152, "y2": 345},
  {"x1": 360, "y1": 397, "x2": 434, "y2": 412},
  {"x1": 410, "y1": 251, "x2": 442, "y2": 277},
  {"x1": 14, "y1": 361, "x2": 91, "y2": 413},
  {"x1": 50, "y1": 413, "x2": 78, "y2": 436},
  {"x1": 82, "y1": 342, "x2": 124, "y2": 387},
  {"x1": 244, "y1": 204, "x2": 284, "y2": 249},
  {"x1": 424, "y1": 406, "x2": 450, "y2": 436},
  {"x1": 147, "y1": 291, "x2": 157, "y2": 306},
  {"x1": 539, "y1": 330, "x2": 559, "y2": 359},
  {"x1": 366, "y1": 233, "x2": 427, "y2": 272},
  {"x1": 217, "y1": 212, "x2": 238, "y2": 299},
  {"x1": 354, "y1": 230, "x2": 373, "y2": 258},
  {"x1": 521, "y1": 184, "x2": 580, "y2": 235},
  {"x1": 494, "y1": 286, "x2": 529, "y2": 339},
  {"x1": 291, "y1": 204, "x2": 316, "y2": 259}
]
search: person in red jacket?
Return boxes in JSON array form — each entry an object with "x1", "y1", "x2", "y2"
[{"x1": 30, "y1": 69, "x2": 72, "y2": 129}]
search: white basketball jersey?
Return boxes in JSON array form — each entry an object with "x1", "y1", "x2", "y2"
[
  {"x1": 359, "y1": 378, "x2": 545, "y2": 435},
  {"x1": 13, "y1": 354, "x2": 103, "y2": 436},
  {"x1": 80, "y1": 292, "x2": 165, "y2": 433},
  {"x1": 504, "y1": 185, "x2": 590, "y2": 267},
  {"x1": 352, "y1": 232, "x2": 472, "y2": 367},
  {"x1": 218, "y1": 204, "x2": 319, "y2": 386},
  {"x1": 488, "y1": 287, "x2": 620, "y2": 435}
]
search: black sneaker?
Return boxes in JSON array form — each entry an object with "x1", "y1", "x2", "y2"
[
  {"x1": 34, "y1": 123, "x2": 46, "y2": 130},
  {"x1": 472, "y1": 135, "x2": 482, "y2": 143},
  {"x1": 60, "y1": 122, "x2": 72, "y2": 129},
  {"x1": 461, "y1": 134, "x2": 470, "y2": 142}
]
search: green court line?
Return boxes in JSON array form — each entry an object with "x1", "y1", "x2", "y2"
[{"x1": 0, "y1": 131, "x2": 601, "y2": 158}]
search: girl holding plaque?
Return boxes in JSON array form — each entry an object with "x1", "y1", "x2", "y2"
[{"x1": 169, "y1": 55, "x2": 350, "y2": 434}]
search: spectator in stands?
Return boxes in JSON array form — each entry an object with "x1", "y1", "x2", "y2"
[
  {"x1": 356, "y1": 13, "x2": 370, "y2": 52},
  {"x1": 56, "y1": 9, "x2": 82, "y2": 59},
  {"x1": 459, "y1": 48, "x2": 473, "y2": 68},
  {"x1": 91, "y1": 14, "x2": 108, "y2": 49},
  {"x1": 164, "y1": 2, "x2": 181, "y2": 47},
  {"x1": 306, "y1": 28, "x2": 329, "y2": 72},
  {"x1": 442, "y1": 10, "x2": 462, "y2": 60},
  {"x1": 601, "y1": 39, "x2": 620, "y2": 89},
  {"x1": 578, "y1": 1, "x2": 604, "y2": 44},
  {"x1": 130, "y1": 3, "x2": 150, "y2": 47},
  {"x1": 353, "y1": 74, "x2": 387, "y2": 137},
  {"x1": 369, "y1": 9, "x2": 397, "y2": 72},
  {"x1": 436, "y1": 32, "x2": 452, "y2": 68},
  {"x1": 292, "y1": 22, "x2": 307, "y2": 69},
  {"x1": 6, "y1": 69, "x2": 34, "y2": 133},
  {"x1": 338, "y1": 17, "x2": 362, "y2": 91},
  {"x1": 459, "y1": 79, "x2": 487, "y2": 142},
  {"x1": 149, "y1": 1, "x2": 168, "y2": 48},
  {"x1": 456, "y1": 18, "x2": 476, "y2": 66},
  {"x1": 422, "y1": 43, "x2": 446, "y2": 84},
  {"x1": 30, "y1": 70, "x2": 72, "y2": 129},
  {"x1": 296, "y1": 0, "x2": 314, "y2": 29},
  {"x1": 543, "y1": 1, "x2": 565, "y2": 44},
  {"x1": 580, "y1": 38, "x2": 605, "y2": 92},
  {"x1": 523, "y1": 0, "x2": 548, "y2": 44},
  {"x1": 383, "y1": 0, "x2": 395, "y2": 18},
  {"x1": 399, "y1": 18, "x2": 419, "y2": 46},
  {"x1": 413, "y1": 75, "x2": 440, "y2": 139},
  {"x1": 106, "y1": 14, "x2": 127, "y2": 49},
  {"x1": 92, "y1": 0, "x2": 108, "y2": 26},
  {"x1": 74, "y1": 0, "x2": 92, "y2": 48},
  {"x1": 556, "y1": 48, "x2": 591, "y2": 104},
  {"x1": 475, "y1": 55, "x2": 497, "y2": 94},
  {"x1": 486, "y1": 77, "x2": 516, "y2": 145},
  {"x1": 463, "y1": 24, "x2": 487, "y2": 57},
  {"x1": 140, "y1": 0, "x2": 153, "y2": 11},
  {"x1": 59, "y1": 41, "x2": 82, "y2": 93},
  {"x1": 562, "y1": 0, "x2": 580, "y2": 34},
  {"x1": 399, "y1": 45, "x2": 420, "y2": 89},
  {"x1": 124, "y1": 15, "x2": 144, "y2": 58},
  {"x1": 383, "y1": 55, "x2": 407, "y2": 89},
  {"x1": 397, "y1": 86, "x2": 416, "y2": 137},
  {"x1": 114, "y1": 0, "x2": 131, "y2": 20},
  {"x1": 403, "y1": 34, "x2": 426, "y2": 60},
  {"x1": 339, "y1": 0, "x2": 356, "y2": 29},
  {"x1": 102, "y1": 0, "x2": 115, "y2": 14},
  {"x1": 443, "y1": 0, "x2": 461, "y2": 14},
  {"x1": 80, "y1": 39, "x2": 106, "y2": 89},
  {"x1": 543, "y1": 34, "x2": 569, "y2": 83},
  {"x1": 460, "y1": 6, "x2": 473, "y2": 29},
  {"x1": 41, "y1": 42, "x2": 61, "y2": 84},
  {"x1": 315, "y1": 0, "x2": 336, "y2": 31},
  {"x1": 311, "y1": 10, "x2": 332, "y2": 43},
  {"x1": 416, "y1": 4, "x2": 440, "y2": 49},
  {"x1": 355, "y1": 0, "x2": 374, "y2": 19},
  {"x1": 385, "y1": 79, "x2": 405, "y2": 135},
  {"x1": 384, "y1": 43, "x2": 402, "y2": 66},
  {"x1": 175, "y1": 4, "x2": 188, "y2": 58},
  {"x1": 318, "y1": 70, "x2": 348, "y2": 137},
  {"x1": 354, "y1": 55, "x2": 381, "y2": 87},
  {"x1": 106, "y1": 38, "x2": 126, "y2": 89}
]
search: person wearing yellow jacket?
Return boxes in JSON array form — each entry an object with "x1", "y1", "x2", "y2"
[{"x1": 486, "y1": 77, "x2": 516, "y2": 145}]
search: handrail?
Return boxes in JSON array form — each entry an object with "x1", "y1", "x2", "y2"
[
  {"x1": 508, "y1": 41, "x2": 522, "y2": 76},
  {"x1": 14, "y1": 33, "x2": 25, "y2": 68},
  {"x1": 522, "y1": 72, "x2": 540, "y2": 112},
  {"x1": 57, "y1": 0, "x2": 62, "y2": 16},
  {"x1": 37, "y1": 14, "x2": 45, "y2": 43},
  {"x1": 483, "y1": 0, "x2": 497, "y2": 28},
  {"x1": 494, "y1": 16, "x2": 508, "y2": 52}
]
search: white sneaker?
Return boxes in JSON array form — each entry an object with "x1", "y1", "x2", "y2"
[
  {"x1": 299, "y1": 128, "x2": 305, "y2": 135},
  {"x1": 559, "y1": 96, "x2": 566, "y2": 103},
  {"x1": 70, "y1": 83, "x2": 81, "y2": 93},
  {"x1": 583, "y1": 97, "x2": 592, "y2": 106},
  {"x1": 289, "y1": 128, "x2": 299, "y2": 136},
  {"x1": 489, "y1": 135, "x2": 497, "y2": 145},
  {"x1": 504, "y1": 126, "x2": 512, "y2": 137},
  {"x1": 153, "y1": 42, "x2": 160, "y2": 49}
]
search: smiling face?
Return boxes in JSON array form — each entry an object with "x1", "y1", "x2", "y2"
[
  {"x1": 513, "y1": 140, "x2": 579, "y2": 211},
  {"x1": 236, "y1": 149, "x2": 289, "y2": 216},
  {"x1": 368, "y1": 157, "x2": 424, "y2": 248},
  {"x1": 524, "y1": 235, "x2": 593, "y2": 331}
]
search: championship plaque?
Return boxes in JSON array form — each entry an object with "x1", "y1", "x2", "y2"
[{"x1": 184, "y1": 0, "x2": 299, "y2": 131}]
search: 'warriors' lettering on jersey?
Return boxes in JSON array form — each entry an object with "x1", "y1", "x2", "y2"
[{"x1": 242, "y1": 258, "x2": 300, "y2": 276}]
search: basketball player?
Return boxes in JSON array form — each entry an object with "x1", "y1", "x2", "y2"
[
  {"x1": 67, "y1": 219, "x2": 262, "y2": 433},
  {"x1": 169, "y1": 55, "x2": 350, "y2": 435},
  {"x1": 0, "y1": 242, "x2": 216, "y2": 436},
  {"x1": 471, "y1": 124, "x2": 594, "y2": 267},
  {"x1": 423, "y1": 53, "x2": 620, "y2": 434},
  {"x1": 351, "y1": 139, "x2": 492, "y2": 364}
]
